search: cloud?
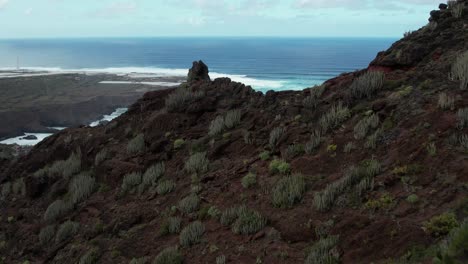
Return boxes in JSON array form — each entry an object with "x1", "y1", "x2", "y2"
[
  {"x1": 91, "y1": 1, "x2": 138, "y2": 18},
  {"x1": 0, "y1": 0, "x2": 9, "y2": 10}
]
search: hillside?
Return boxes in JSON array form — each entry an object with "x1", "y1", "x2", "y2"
[{"x1": 1, "y1": 2, "x2": 468, "y2": 263}]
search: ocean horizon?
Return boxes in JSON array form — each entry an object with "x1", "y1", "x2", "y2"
[{"x1": 0, "y1": 37, "x2": 397, "y2": 92}]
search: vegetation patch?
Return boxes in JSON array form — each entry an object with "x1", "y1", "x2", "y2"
[
  {"x1": 179, "y1": 221, "x2": 204, "y2": 247},
  {"x1": 269, "y1": 159, "x2": 291, "y2": 175},
  {"x1": 154, "y1": 247, "x2": 183, "y2": 264},
  {"x1": 438, "y1": 93, "x2": 455, "y2": 110},
  {"x1": 55, "y1": 220, "x2": 79, "y2": 243},
  {"x1": 173, "y1": 139, "x2": 185, "y2": 150},
  {"x1": 305, "y1": 130, "x2": 322, "y2": 154},
  {"x1": 303, "y1": 85, "x2": 326, "y2": 109},
  {"x1": 271, "y1": 174, "x2": 306, "y2": 208},
  {"x1": 178, "y1": 194, "x2": 200, "y2": 214},
  {"x1": 423, "y1": 212, "x2": 459, "y2": 237},
  {"x1": 354, "y1": 114, "x2": 379, "y2": 140},
  {"x1": 319, "y1": 102, "x2": 351, "y2": 133},
  {"x1": 269, "y1": 127, "x2": 285, "y2": 150},
  {"x1": 121, "y1": 172, "x2": 142, "y2": 194},
  {"x1": 185, "y1": 152, "x2": 209, "y2": 175},
  {"x1": 39, "y1": 225, "x2": 55, "y2": 245},
  {"x1": 166, "y1": 88, "x2": 204, "y2": 113},
  {"x1": 156, "y1": 180, "x2": 176, "y2": 195},
  {"x1": 140, "y1": 162, "x2": 165, "y2": 193},
  {"x1": 69, "y1": 172, "x2": 95, "y2": 205},
  {"x1": 94, "y1": 149, "x2": 108, "y2": 166},
  {"x1": 349, "y1": 71, "x2": 385, "y2": 99},
  {"x1": 127, "y1": 134, "x2": 145, "y2": 154},
  {"x1": 450, "y1": 50, "x2": 468, "y2": 90},
  {"x1": 44, "y1": 200, "x2": 71, "y2": 222},
  {"x1": 259, "y1": 151, "x2": 270, "y2": 161},
  {"x1": 161, "y1": 217, "x2": 182, "y2": 235},
  {"x1": 305, "y1": 235, "x2": 340, "y2": 264},
  {"x1": 241, "y1": 173, "x2": 257, "y2": 189},
  {"x1": 209, "y1": 109, "x2": 242, "y2": 136}
]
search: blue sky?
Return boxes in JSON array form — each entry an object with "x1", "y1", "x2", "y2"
[{"x1": 0, "y1": 0, "x2": 443, "y2": 38}]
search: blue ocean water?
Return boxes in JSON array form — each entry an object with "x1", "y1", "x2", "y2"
[{"x1": 0, "y1": 37, "x2": 396, "y2": 92}]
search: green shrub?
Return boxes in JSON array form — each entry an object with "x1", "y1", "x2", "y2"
[
  {"x1": 241, "y1": 173, "x2": 257, "y2": 189},
  {"x1": 365, "y1": 129, "x2": 383, "y2": 149},
  {"x1": 94, "y1": 149, "x2": 108, "y2": 166},
  {"x1": 121, "y1": 172, "x2": 142, "y2": 194},
  {"x1": 319, "y1": 102, "x2": 351, "y2": 133},
  {"x1": 153, "y1": 247, "x2": 183, "y2": 264},
  {"x1": 451, "y1": 51, "x2": 468, "y2": 89},
  {"x1": 305, "y1": 130, "x2": 322, "y2": 154},
  {"x1": 438, "y1": 93, "x2": 455, "y2": 110},
  {"x1": 343, "y1": 142, "x2": 355, "y2": 153},
  {"x1": 406, "y1": 194, "x2": 419, "y2": 204},
  {"x1": 427, "y1": 142, "x2": 437, "y2": 156},
  {"x1": 350, "y1": 71, "x2": 385, "y2": 99},
  {"x1": 79, "y1": 249, "x2": 99, "y2": 264},
  {"x1": 185, "y1": 152, "x2": 209, "y2": 175},
  {"x1": 44, "y1": 199, "x2": 71, "y2": 222},
  {"x1": 178, "y1": 194, "x2": 200, "y2": 214},
  {"x1": 129, "y1": 257, "x2": 150, "y2": 264},
  {"x1": 303, "y1": 85, "x2": 326, "y2": 109},
  {"x1": 259, "y1": 151, "x2": 270, "y2": 161},
  {"x1": 457, "y1": 108, "x2": 468, "y2": 129},
  {"x1": 39, "y1": 225, "x2": 55, "y2": 245},
  {"x1": 173, "y1": 139, "x2": 185, "y2": 150},
  {"x1": 272, "y1": 174, "x2": 306, "y2": 208},
  {"x1": 423, "y1": 213, "x2": 459, "y2": 237},
  {"x1": 55, "y1": 220, "x2": 79, "y2": 243},
  {"x1": 365, "y1": 193, "x2": 395, "y2": 211},
  {"x1": 232, "y1": 206, "x2": 267, "y2": 235},
  {"x1": 216, "y1": 255, "x2": 226, "y2": 264},
  {"x1": 224, "y1": 109, "x2": 242, "y2": 129},
  {"x1": 209, "y1": 116, "x2": 226, "y2": 136},
  {"x1": 179, "y1": 221, "x2": 204, "y2": 247},
  {"x1": 161, "y1": 217, "x2": 182, "y2": 235},
  {"x1": 433, "y1": 219, "x2": 468, "y2": 263},
  {"x1": 243, "y1": 130, "x2": 253, "y2": 144},
  {"x1": 127, "y1": 134, "x2": 145, "y2": 154},
  {"x1": 220, "y1": 207, "x2": 241, "y2": 226},
  {"x1": 166, "y1": 88, "x2": 204, "y2": 113},
  {"x1": 39, "y1": 150, "x2": 82, "y2": 179},
  {"x1": 208, "y1": 206, "x2": 221, "y2": 219},
  {"x1": 269, "y1": 127, "x2": 285, "y2": 150},
  {"x1": 354, "y1": 114, "x2": 379, "y2": 140},
  {"x1": 140, "y1": 162, "x2": 165, "y2": 192},
  {"x1": 283, "y1": 144, "x2": 305, "y2": 160},
  {"x1": 269, "y1": 160, "x2": 291, "y2": 175},
  {"x1": 156, "y1": 180, "x2": 176, "y2": 195},
  {"x1": 69, "y1": 172, "x2": 95, "y2": 205},
  {"x1": 304, "y1": 236, "x2": 340, "y2": 264}
]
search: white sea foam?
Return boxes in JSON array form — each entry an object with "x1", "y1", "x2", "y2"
[
  {"x1": 0, "y1": 133, "x2": 53, "y2": 146},
  {"x1": 99, "y1": 81, "x2": 181, "y2": 87},
  {"x1": 90, "y1": 107, "x2": 128, "y2": 127}
]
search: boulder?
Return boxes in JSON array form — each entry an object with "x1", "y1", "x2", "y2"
[
  {"x1": 21, "y1": 135, "x2": 38, "y2": 140},
  {"x1": 439, "y1": 3, "x2": 448, "y2": 10},
  {"x1": 187, "y1": 60, "x2": 210, "y2": 82}
]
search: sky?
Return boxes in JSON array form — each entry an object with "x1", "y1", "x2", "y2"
[{"x1": 0, "y1": 0, "x2": 444, "y2": 38}]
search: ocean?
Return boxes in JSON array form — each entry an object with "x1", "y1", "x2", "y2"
[{"x1": 0, "y1": 37, "x2": 396, "y2": 93}]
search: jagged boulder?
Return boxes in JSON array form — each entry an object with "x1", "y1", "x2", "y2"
[{"x1": 187, "y1": 60, "x2": 210, "y2": 82}]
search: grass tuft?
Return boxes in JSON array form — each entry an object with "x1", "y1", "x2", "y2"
[
  {"x1": 55, "y1": 220, "x2": 79, "y2": 243},
  {"x1": 154, "y1": 247, "x2": 183, "y2": 264},
  {"x1": 127, "y1": 134, "x2": 145, "y2": 154},
  {"x1": 350, "y1": 71, "x2": 385, "y2": 99},
  {"x1": 179, "y1": 221, "x2": 204, "y2": 247},
  {"x1": 319, "y1": 102, "x2": 350, "y2": 133},
  {"x1": 185, "y1": 152, "x2": 209, "y2": 175},
  {"x1": 271, "y1": 174, "x2": 306, "y2": 208}
]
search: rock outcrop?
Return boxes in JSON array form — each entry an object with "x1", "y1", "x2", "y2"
[{"x1": 187, "y1": 60, "x2": 211, "y2": 82}]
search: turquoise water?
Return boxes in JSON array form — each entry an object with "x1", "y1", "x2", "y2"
[{"x1": 0, "y1": 37, "x2": 396, "y2": 92}]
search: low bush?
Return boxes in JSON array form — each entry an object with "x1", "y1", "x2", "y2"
[
  {"x1": 433, "y1": 219, "x2": 468, "y2": 263},
  {"x1": 216, "y1": 255, "x2": 226, "y2": 264},
  {"x1": 241, "y1": 173, "x2": 257, "y2": 189},
  {"x1": 259, "y1": 151, "x2": 270, "y2": 161},
  {"x1": 426, "y1": 142, "x2": 437, "y2": 156},
  {"x1": 303, "y1": 85, "x2": 326, "y2": 109},
  {"x1": 209, "y1": 116, "x2": 226, "y2": 136},
  {"x1": 173, "y1": 139, "x2": 185, "y2": 150},
  {"x1": 269, "y1": 159, "x2": 291, "y2": 175},
  {"x1": 365, "y1": 193, "x2": 395, "y2": 211},
  {"x1": 450, "y1": 51, "x2": 468, "y2": 90},
  {"x1": 457, "y1": 108, "x2": 468, "y2": 129},
  {"x1": 178, "y1": 194, "x2": 200, "y2": 214},
  {"x1": 79, "y1": 249, "x2": 99, "y2": 264},
  {"x1": 121, "y1": 172, "x2": 142, "y2": 194},
  {"x1": 304, "y1": 236, "x2": 340, "y2": 264},
  {"x1": 156, "y1": 180, "x2": 176, "y2": 195},
  {"x1": 36, "y1": 150, "x2": 82, "y2": 179},
  {"x1": 154, "y1": 247, "x2": 183, "y2": 264},
  {"x1": 305, "y1": 130, "x2": 322, "y2": 154},
  {"x1": 319, "y1": 102, "x2": 351, "y2": 133},
  {"x1": 129, "y1": 257, "x2": 149, "y2": 264},
  {"x1": 55, "y1": 220, "x2": 79, "y2": 243},
  {"x1": 423, "y1": 212, "x2": 459, "y2": 237},
  {"x1": 161, "y1": 217, "x2": 182, "y2": 235},
  {"x1": 127, "y1": 134, "x2": 145, "y2": 154},
  {"x1": 232, "y1": 206, "x2": 267, "y2": 235},
  {"x1": 44, "y1": 199, "x2": 71, "y2": 222},
  {"x1": 354, "y1": 114, "x2": 379, "y2": 140},
  {"x1": 39, "y1": 225, "x2": 55, "y2": 245},
  {"x1": 207, "y1": 206, "x2": 221, "y2": 219},
  {"x1": 94, "y1": 149, "x2": 108, "y2": 166},
  {"x1": 185, "y1": 152, "x2": 209, "y2": 175},
  {"x1": 220, "y1": 207, "x2": 241, "y2": 226},
  {"x1": 271, "y1": 174, "x2": 306, "y2": 208},
  {"x1": 283, "y1": 144, "x2": 305, "y2": 160},
  {"x1": 365, "y1": 129, "x2": 383, "y2": 149},
  {"x1": 343, "y1": 142, "x2": 355, "y2": 153},
  {"x1": 349, "y1": 71, "x2": 385, "y2": 99},
  {"x1": 406, "y1": 194, "x2": 419, "y2": 204},
  {"x1": 69, "y1": 173, "x2": 95, "y2": 205},
  {"x1": 449, "y1": 1, "x2": 465, "y2": 19},
  {"x1": 438, "y1": 93, "x2": 455, "y2": 110},
  {"x1": 269, "y1": 127, "x2": 285, "y2": 150},
  {"x1": 224, "y1": 109, "x2": 242, "y2": 129},
  {"x1": 12, "y1": 178, "x2": 26, "y2": 196},
  {"x1": 166, "y1": 88, "x2": 204, "y2": 113},
  {"x1": 179, "y1": 221, "x2": 204, "y2": 247},
  {"x1": 140, "y1": 162, "x2": 165, "y2": 192}
]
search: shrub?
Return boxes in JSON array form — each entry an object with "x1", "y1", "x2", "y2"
[
  {"x1": 406, "y1": 194, "x2": 419, "y2": 204},
  {"x1": 305, "y1": 130, "x2": 322, "y2": 154},
  {"x1": 427, "y1": 142, "x2": 437, "y2": 156},
  {"x1": 216, "y1": 255, "x2": 226, "y2": 264},
  {"x1": 350, "y1": 71, "x2": 385, "y2": 99},
  {"x1": 232, "y1": 206, "x2": 267, "y2": 235},
  {"x1": 241, "y1": 173, "x2": 257, "y2": 189},
  {"x1": 457, "y1": 108, "x2": 468, "y2": 129},
  {"x1": 153, "y1": 247, "x2": 183, "y2": 264},
  {"x1": 55, "y1": 221, "x2": 79, "y2": 243},
  {"x1": 44, "y1": 200, "x2": 71, "y2": 222},
  {"x1": 69, "y1": 173, "x2": 95, "y2": 205},
  {"x1": 269, "y1": 127, "x2": 285, "y2": 150},
  {"x1": 40, "y1": 150, "x2": 82, "y2": 179},
  {"x1": 343, "y1": 142, "x2": 355, "y2": 153},
  {"x1": 449, "y1": 1, "x2": 464, "y2": 18},
  {"x1": 259, "y1": 151, "x2": 270, "y2": 161},
  {"x1": 451, "y1": 51, "x2": 468, "y2": 90},
  {"x1": 209, "y1": 116, "x2": 226, "y2": 136},
  {"x1": 304, "y1": 236, "x2": 340, "y2": 264},
  {"x1": 161, "y1": 217, "x2": 182, "y2": 235},
  {"x1": 243, "y1": 130, "x2": 253, "y2": 144},
  {"x1": 166, "y1": 88, "x2": 204, "y2": 113},
  {"x1": 220, "y1": 207, "x2": 241, "y2": 226},
  {"x1": 141, "y1": 162, "x2": 165, "y2": 192},
  {"x1": 129, "y1": 257, "x2": 150, "y2": 264},
  {"x1": 269, "y1": 159, "x2": 291, "y2": 175},
  {"x1": 283, "y1": 144, "x2": 305, "y2": 160},
  {"x1": 12, "y1": 178, "x2": 26, "y2": 196},
  {"x1": 185, "y1": 152, "x2": 209, "y2": 175},
  {"x1": 319, "y1": 102, "x2": 351, "y2": 133},
  {"x1": 39, "y1": 225, "x2": 55, "y2": 245},
  {"x1": 433, "y1": 219, "x2": 468, "y2": 263},
  {"x1": 94, "y1": 149, "x2": 108, "y2": 166},
  {"x1": 173, "y1": 139, "x2": 185, "y2": 150},
  {"x1": 272, "y1": 174, "x2": 306, "y2": 208},
  {"x1": 224, "y1": 109, "x2": 242, "y2": 129},
  {"x1": 156, "y1": 180, "x2": 176, "y2": 195},
  {"x1": 365, "y1": 129, "x2": 383, "y2": 149},
  {"x1": 179, "y1": 221, "x2": 204, "y2": 247},
  {"x1": 178, "y1": 194, "x2": 200, "y2": 214},
  {"x1": 121, "y1": 172, "x2": 142, "y2": 194},
  {"x1": 365, "y1": 193, "x2": 395, "y2": 211},
  {"x1": 438, "y1": 93, "x2": 455, "y2": 110},
  {"x1": 354, "y1": 114, "x2": 379, "y2": 140},
  {"x1": 127, "y1": 134, "x2": 145, "y2": 154},
  {"x1": 423, "y1": 213, "x2": 459, "y2": 237},
  {"x1": 0, "y1": 182, "x2": 11, "y2": 199},
  {"x1": 303, "y1": 85, "x2": 326, "y2": 109},
  {"x1": 207, "y1": 206, "x2": 221, "y2": 219},
  {"x1": 79, "y1": 249, "x2": 99, "y2": 264}
]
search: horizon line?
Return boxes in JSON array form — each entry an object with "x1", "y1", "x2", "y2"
[{"x1": 0, "y1": 35, "x2": 401, "y2": 40}]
